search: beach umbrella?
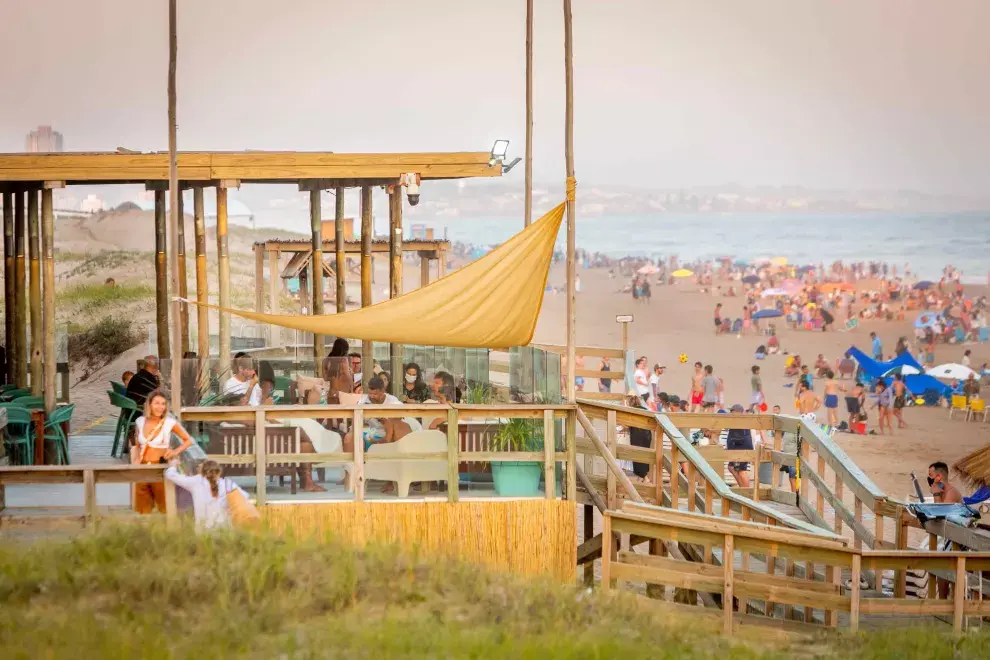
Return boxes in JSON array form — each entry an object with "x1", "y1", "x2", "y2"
[
  {"x1": 761, "y1": 288, "x2": 788, "y2": 297},
  {"x1": 733, "y1": 259, "x2": 748, "y2": 267},
  {"x1": 914, "y1": 313, "x2": 942, "y2": 329},
  {"x1": 797, "y1": 265, "x2": 815, "y2": 274},
  {"x1": 637, "y1": 264, "x2": 659, "y2": 275},
  {"x1": 927, "y1": 363, "x2": 977, "y2": 381},
  {"x1": 671, "y1": 269, "x2": 694, "y2": 278},
  {"x1": 781, "y1": 278, "x2": 802, "y2": 294},
  {"x1": 770, "y1": 256, "x2": 788, "y2": 267},
  {"x1": 882, "y1": 365, "x2": 921, "y2": 377},
  {"x1": 742, "y1": 275, "x2": 760, "y2": 284},
  {"x1": 913, "y1": 281, "x2": 934, "y2": 291},
  {"x1": 752, "y1": 309, "x2": 783, "y2": 320}
]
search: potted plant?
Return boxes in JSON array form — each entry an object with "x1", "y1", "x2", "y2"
[{"x1": 490, "y1": 417, "x2": 545, "y2": 496}]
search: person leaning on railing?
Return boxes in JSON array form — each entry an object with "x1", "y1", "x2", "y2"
[{"x1": 132, "y1": 389, "x2": 194, "y2": 515}]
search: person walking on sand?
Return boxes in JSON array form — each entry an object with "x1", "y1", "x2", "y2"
[
  {"x1": 873, "y1": 381, "x2": 894, "y2": 435},
  {"x1": 891, "y1": 373, "x2": 913, "y2": 429},
  {"x1": 701, "y1": 365, "x2": 720, "y2": 410},
  {"x1": 714, "y1": 303, "x2": 723, "y2": 335},
  {"x1": 749, "y1": 365, "x2": 765, "y2": 412},
  {"x1": 871, "y1": 331, "x2": 883, "y2": 361},
  {"x1": 822, "y1": 370, "x2": 845, "y2": 427},
  {"x1": 796, "y1": 381, "x2": 821, "y2": 417},
  {"x1": 690, "y1": 361, "x2": 705, "y2": 412}
]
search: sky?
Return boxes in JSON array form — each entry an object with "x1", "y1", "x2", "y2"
[{"x1": 1, "y1": 0, "x2": 988, "y2": 197}]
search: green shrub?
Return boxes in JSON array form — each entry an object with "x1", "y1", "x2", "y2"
[
  {"x1": 57, "y1": 281, "x2": 154, "y2": 314},
  {"x1": 67, "y1": 316, "x2": 144, "y2": 379}
]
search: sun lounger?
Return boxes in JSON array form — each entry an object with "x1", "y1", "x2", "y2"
[{"x1": 364, "y1": 430, "x2": 449, "y2": 497}]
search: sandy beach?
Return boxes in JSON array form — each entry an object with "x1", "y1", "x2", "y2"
[{"x1": 533, "y1": 263, "x2": 989, "y2": 502}]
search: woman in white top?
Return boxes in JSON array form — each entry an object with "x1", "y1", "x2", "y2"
[
  {"x1": 633, "y1": 356, "x2": 650, "y2": 403},
  {"x1": 133, "y1": 389, "x2": 195, "y2": 514},
  {"x1": 165, "y1": 460, "x2": 248, "y2": 530}
]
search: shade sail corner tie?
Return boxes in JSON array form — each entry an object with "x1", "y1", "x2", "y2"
[{"x1": 565, "y1": 177, "x2": 577, "y2": 202}]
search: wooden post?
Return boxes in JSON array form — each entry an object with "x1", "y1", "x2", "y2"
[
  {"x1": 583, "y1": 504, "x2": 594, "y2": 585},
  {"x1": 723, "y1": 534, "x2": 735, "y2": 635},
  {"x1": 2, "y1": 191, "x2": 13, "y2": 386},
  {"x1": 28, "y1": 190, "x2": 41, "y2": 395},
  {"x1": 268, "y1": 248, "x2": 280, "y2": 346},
  {"x1": 388, "y1": 186, "x2": 403, "y2": 394},
  {"x1": 606, "y1": 410, "x2": 617, "y2": 509},
  {"x1": 849, "y1": 553, "x2": 861, "y2": 632},
  {"x1": 954, "y1": 555, "x2": 966, "y2": 635},
  {"x1": 352, "y1": 408, "x2": 365, "y2": 501},
  {"x1": 193, "y1": 187, "x2": 210, "y2": 360},
  {"x1": 601, "y1": 513, "x2": 612, "y2": 589},
  {"x1": 216, "y1": 186, "x2": 231, "y2": 376},
  {"x1": 41, "y1": 188, "x2": 55, "y2": 412},
  {"x1": 446, "y1": 408, "x2": 459, "y2": 502},
  {"x1": 309, "y1": 189, "x2": 324, "y2": 367},
  {"x1": 254, "y1": 409, "x2": 266, "y2": 506},
  {"x1": 834, "y1": 472, "x2": 844, "y2": 534},
  {"x1": 154, "y1": 189, "x2": 171, "y2": 359},
  {"x1": 14, "y1": 191, "x2": 27, "y2": 388},
  {"x1": 360, "y1": 186, "x2": 373, "y2": 391},
  {"x1": 566, "y1": 408, "x2": 576, "y2": 501},
  {"x1": 563, "y1": 0, "x2": 577, "y2": 405},
  {"x1": 83, "y1": 468, "x2": 96, "y2": 529},
  {"x1": 176, "y1": 189, "x2": 189, "y2": 355},
  {"x1": 254, "y1": 245, "x2": 265, "y2": 325},
  {"x1": 543, "y1": 409, "x2": 555, "y2": 499},
  {"x1": 164, "y1": 477, "x2": 178, "y2": 529},
  {"x1": 335, "y1": 186, "x2": 346, "y2": 313},
  {"x1": 167, "y1": 0, "x2": 182, "y2": 416},
  {"x1": 420, "y1": 253, "x2": 430, "y2": 288},
  {"x1": 686, "y1": 464, "x2": 696, "y2": 512},
  {"x1": 854, "y1": 499, "x2": 863, "y2": 550},
  {"x1": 874, "y1": 513, "x2": 884, "y2": 550},
  {"x1": 524, "y1": 0, "x2": 534, "y2": 226},
  {"x1": 670, "y1": 444, "x2": 680, "y2": 510},
  {"x1": 816, "y1": 454, "x2": 825, "y2": 518},
  {"x1": 438, "y1": 252, "x2": 447, "y2": 278}
]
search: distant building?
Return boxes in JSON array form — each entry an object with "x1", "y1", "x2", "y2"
[
  {"x1": 80, "y1": 194, "x2": 105, "y2": 213},
  {"x1": 25, "y1": 125, "x2": 64, "y2": 153}
]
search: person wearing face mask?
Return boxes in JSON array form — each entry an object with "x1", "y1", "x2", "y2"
[
  {"x1": 400, "y1": 362, "x2": 431, "y2": 403},
  {"x1": 927, "y1": 461, "x2": 962, "y2": 504}
]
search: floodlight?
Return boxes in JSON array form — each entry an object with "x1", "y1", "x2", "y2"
[{"x1": 489, "y1": 139, "x2": 510, "y2": 166}]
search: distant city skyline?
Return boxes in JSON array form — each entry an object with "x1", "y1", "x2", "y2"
[{"x1": 24, "y1": 125, "x2": 63, "y2": 153}]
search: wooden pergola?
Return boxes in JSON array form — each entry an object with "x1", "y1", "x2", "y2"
[{"x1": 0, "y1": 150, "x2": 501, "y2": 409}]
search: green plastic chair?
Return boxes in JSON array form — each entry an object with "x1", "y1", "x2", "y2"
[
  {"x1": 108, "y1": 392, "x2": 140, "y2": 459},
  {"x1": 2, "y1": 406, "x2": 35, "y2": 465},
  {"x1": 43, "y1": 403, "x2": 75, "y2": 465},
  {"x1": 1, "y1": 388, "x2": 32, "y2": 402},
  {"x1": 0, "y1": 396, "x2": 44, "y2": 409},
  {"x1": 110, "y1": 381, "x2": 127, "y2": 396}
]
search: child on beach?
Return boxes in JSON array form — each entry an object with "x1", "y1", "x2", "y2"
[{"x1": 164, "y1": 459, "x2": 251, "y2": 531}]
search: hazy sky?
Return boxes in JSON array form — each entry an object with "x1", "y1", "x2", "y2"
[{"x1": 1, "y1": 0, "x2": 987, "y2": 196}]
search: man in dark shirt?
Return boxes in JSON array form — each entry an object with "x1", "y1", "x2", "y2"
[{"x1": 125, "y1": 355, "x2": 161, "y2": 408}]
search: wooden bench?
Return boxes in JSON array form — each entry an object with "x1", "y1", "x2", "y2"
[{"x1": 204, "y1": 424, "x2": 302, "y2": 494}]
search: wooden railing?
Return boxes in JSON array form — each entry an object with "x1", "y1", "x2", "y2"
[
  {"x1": 0, "y1": 464, "x2": 177, "y2": 528},
  {"x1": 181, "y1": 403, "x2": 577, "y2": 505},
  {"x1": 531, "y1": 343, "x2": 628, "y2": 402},
  {"x1": 603, "y1": 502, "x2": 990, "y2": 635}
]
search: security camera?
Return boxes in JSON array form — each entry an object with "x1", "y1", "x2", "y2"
[{"x1": 402, "y1": 173, "x2": 421, "y2": 206}]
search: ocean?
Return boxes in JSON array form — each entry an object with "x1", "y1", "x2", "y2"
[{"x1": 250, "y1": 209, "x2": 990, "y2": 284}]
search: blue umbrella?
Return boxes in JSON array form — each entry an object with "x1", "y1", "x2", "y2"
[
  {"x1": 742, "y1": 275, "x2": 760, "y2": 284},
  {"x1": 733, "y1": 259, "x2": 749, "y2": 267},
  {"x1": 913, "y1": 281, "x2": 934, "y2": 291},
  {"x1": 914, "y1": 313, "x2": 942, "y2": 329},
  {"x1": 753, "y1": 309, "x2": 783, "y2": 319}
]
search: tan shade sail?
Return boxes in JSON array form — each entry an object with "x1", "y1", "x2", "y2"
[{"x1": 185, "y1": 202, "x2": 566, "y2": 348}]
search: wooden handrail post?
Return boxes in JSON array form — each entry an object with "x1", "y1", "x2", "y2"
[
  {"x1": 954, "y1": 555, "x2": 966, "y2": 635},
  {"x1": 576, "y1": 463, "x2": 606, "y2": 513},
  {"x1": 583, "y1": 505, "x2": 595, "y2": 586},
  {"x1": 850, "y1": 553, "x2": 861, "y2": 632},
  {"x1": 834, "y1": 472, "x2": 844, "y2": 534},
  {"x1": 601, "y1": 512, "x2": 612, "y2": 589},
  {"x1": 83, "y1": 468, "x2": 96, "y2": 529},
  {"x1": 543, "y1": 409, "x2": 555, "y2": 500},
  {"x1": 854, "y1": 499, "x2": 863, "y2": 550},
  {"x1": 606, "y1": 410, "x2": 617, "y2": 508},
  {"x1": 670, "y1": 443, "x2": 680, "y2": 510},
  {"x1": 446, "y1": 408, "x2": 459, "y2": 503},
  {"x1": 574, "y1": 408, "x2": 643, "y2": 505},
  {"x1": 164, "y1": 476, "x2": 178, "y2": 529},
  {"x1": 723, "y1": 533, "x2": 735, "y2": 635},
  {"x1": 352, "y1": 409, "x2": 365, "y2": 501},
  {"x1": 254, "y1": 409, "x2": 267, "y2": 506}
]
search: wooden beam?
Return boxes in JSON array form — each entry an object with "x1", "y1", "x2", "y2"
[
  {"x1": 153, "y1": 189, "x2": 170, "y2": 359},
  {"x1": 2, "y1": 191, "x2": 13, "y2": 385},
  {"x1": 176, "y1": 189, "x2": 189, "y2": 355},
  {"x1": 334, "y1": 186, "x2": 346, "y2": 313},
  {"x1": 524, "y1": 0, "x2": 533, "y2": 227},
  {"x1": 309, "y1": 189, "x2": 324, "y2": 368},
  {"x1": 360, "y1": 186, "x2": 372, "y2": 392},
  {"x1": 388, "y1": 186, "x2": 403, "y2": 395},
  {"x1": 420, "y1": 253, "x2": 430, "y2": 288},
  {"x1": 13, "y1": 191, "x2": 27, "y2": 387},
  {"x1": 169, "y1": 0, "x2": 182, "y2": 419},
  {"x1": 268, "y1": 248, "x2": 280, "y2": 347},
  {"x1": 254, "y1": 245, "x2": 265, "y2": 335},
  {"x1": 40, "y1": 189, "x2": 55, "y2": 412},
  {"x1": 27, "y1": 190, "x2": 41, "y2": 395},
  {"x1": 216, "y1": 187, "x2": 230, "y2": 374},
  {"x1": 563, "y1": 0, "x2": 576, "y2": 405},
  {"x1": 192, "y1": 186, "x2": 209, "y2": 360},
  {"x1": 446, "y1": 407, "x2": 459, "y2": 503}
]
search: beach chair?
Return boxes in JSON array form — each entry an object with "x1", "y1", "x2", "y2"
[
  {"x1": 0, "y1": 388, "x2": 31, "y2": 402},
  {"x1": 2, "y1": 406, "x2": 35, "y2": 465},
  {"x1": 44, "y1": 403, "x2": 75, "y2": 465},
  {"x1": 980, "y1": 327, "x2": 989, "y2": 343},
  {"x1": 110, "y1": 381, "x2": 127, "y2": 396},
  {"x1": 948, "y1": 395, "x2": 969, "y2": 420},
  {"x1": 954, "y1": 328, "x2": 966, "y2": 343},
  {"x1": 731, "y1": 318, "x2": 743, "y2": 334},
  {"x1": 968, "y1": 399, "x2": 987, "y2": 423},
  {"x1": 273, "y1": 376, "x2": 291, "y2": 404},
  {"x1": 108, "y1": 391, "x2": 140, "y2": 458},
  {"x1": 364, "y1": 430, "x2": 448, "y2": 497}
]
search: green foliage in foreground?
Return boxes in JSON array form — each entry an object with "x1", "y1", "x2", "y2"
[
  {"x1": 57, "y1": 281, "x2": 155, "y2": 314},
  {"x1": 0, "y1": 524, "x2": 987, "y2": 659}
]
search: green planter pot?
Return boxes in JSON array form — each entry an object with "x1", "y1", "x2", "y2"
[{"x1": 491, "y1": 461, "x2": 543, "y2": 497}]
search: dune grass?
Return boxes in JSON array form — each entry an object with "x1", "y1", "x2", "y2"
[
  {"x1": 57, "y1": 281, "x2": 154, "y2": 314},
  {"x1": 0, "y1": 523, "x2": 987, "y2": 658}
]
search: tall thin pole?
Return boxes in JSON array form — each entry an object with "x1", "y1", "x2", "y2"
[
  {"x1": 563, "y1": 0, "x2": 576, "y2": 404},
  {"x1": 335, "y1": 187, "x2": 346, "y2": 313},
  {"x1": 360, "y1": 186, "x2": 373, "y2": 391},
  {"x1": 14, "y1": 191, "x2": 27, "y2": 388},
  {"x1": 167, "y1": 0, "x2": 182, "y2": 413},
  {"x1": 41, "y1": 188, "x2": 55, "y2": 412},
  {"x1": 309, "y1": 189, "x2": 324, "y2": 368},
  {"x1": 216, "y1": 187, "x2": 231, "y2": 378},
  {"x1": 176, "y1": 189, "x2": 189, "y2": 355},
  {"x1": 193, "y1": 186, "x2": 209, "y2": 361},
  {"x1": 28, "y1": 190, "x2": 42, "y2": 395},
  {"x1": 524, "y1": 0, "x2": 534, "y2": 227},
  {"x1": 154, "y1": 189, "x2": 170, "y2": 360},
  {"x1": 2, "y1": 191, "x2": 13, "y2": 385},
  {"x1": 388, "y1": 186, "x2": 403, "y2": 395}
]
